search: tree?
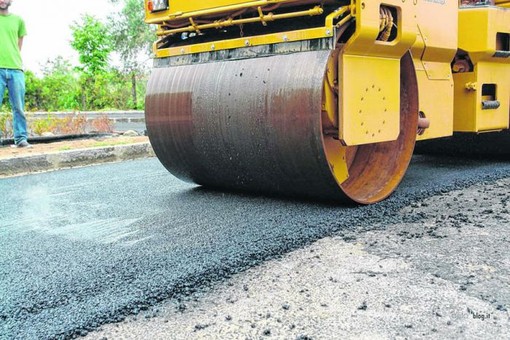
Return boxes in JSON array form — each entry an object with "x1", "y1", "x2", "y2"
[
  {"x1": 71, "y1": 15, "x2": 113, "y2": 76},
  {"x1": 70, "y1": 15, "x2": 114, "y2": 109},
  {"x1": 39, "y1": 57, "x2": 80, "y2": 111},
  {"x1": 108, "y1": 0, "x2": 154, "y2": 109},
  {"x1": 24, "y1": 70, "x2": 43, "y2": 111}
]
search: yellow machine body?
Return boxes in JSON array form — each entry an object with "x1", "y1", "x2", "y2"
[
  {"x1": 412, "y1": 0, "x2": 458, "y2": 141},
  {"x1": 454, "y1": 7, "x2": 510, "y2": 132},
  {"x1": 144, "y1": 0, "x2": 510, "y2": 203},
  {"x1": 338, "y1": 0, "x2": 416, "y2": 145}
]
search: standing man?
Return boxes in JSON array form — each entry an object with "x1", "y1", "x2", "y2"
[{"x1": 0, "y1": 0, "x2": 30, "y2": 147}]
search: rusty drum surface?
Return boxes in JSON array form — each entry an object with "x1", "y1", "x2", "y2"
[{"x1": 145, "y1": 50, "x2": 350, "y2": 200}]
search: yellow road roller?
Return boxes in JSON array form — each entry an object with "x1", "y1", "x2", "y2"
[{"x1": 144, "y1": 0, "x2": 510, "y2": 203}]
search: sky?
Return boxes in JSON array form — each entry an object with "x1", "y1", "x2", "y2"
[{"x1": 9, "y1": 0, "x2": 120, "y2": 74}]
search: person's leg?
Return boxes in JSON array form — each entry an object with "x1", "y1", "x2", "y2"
[
  {"x1": 0, "y1": 70, "x2": 6, "y2": 101},
  {"x1": 6, "y1": 69, "x2": 28, "y2": 144},
  {"x1": 0, "y1": 69, "x2": 7, "y2": 141}
]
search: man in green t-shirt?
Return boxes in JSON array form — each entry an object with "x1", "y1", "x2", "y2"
[{"x1": 0, "y1": 0, "x2": 30, "y2": 147}]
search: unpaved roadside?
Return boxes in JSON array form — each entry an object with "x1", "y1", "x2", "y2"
[
  {"x1": 87, "y1": 177, "x2": 510, "y2": 339},
  {"x1": 0, "y1": 136, "x2": 149, "y2": 160}
]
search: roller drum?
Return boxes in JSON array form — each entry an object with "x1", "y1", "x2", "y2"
[
  {"x1": 146, "y1": 51, "x2": 346, "y2": 200},
  {"x1": 146, "y1": 50, "x2": 418, "y2": 202}
]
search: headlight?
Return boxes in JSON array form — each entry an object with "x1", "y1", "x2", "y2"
[{"x1": 148, "y1": 0, "x2": 168, "y2": 12}]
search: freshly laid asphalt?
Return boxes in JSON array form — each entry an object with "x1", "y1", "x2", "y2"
[{"x1": 0, "y1": 152, "x2": 509, "y2": 339}]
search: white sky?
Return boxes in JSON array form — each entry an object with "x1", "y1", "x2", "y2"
[{"x1": 9, "y1": 0, "x2": 119, "y2": 74}]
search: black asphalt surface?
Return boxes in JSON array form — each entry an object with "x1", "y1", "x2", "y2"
[{"x1": 1, "y1": 155, "x2": 509, "y2": 339}]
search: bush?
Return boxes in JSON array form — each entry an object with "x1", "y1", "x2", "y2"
[
  {"x1": 31, "y1": 114, "x2": 57, "y2": 135},
  {"x1": 23, "y1": 56, "x2": 149, "y2": 112},
  {"x1": 0, "y1": 112, "x2": 13, "y2": 138}
]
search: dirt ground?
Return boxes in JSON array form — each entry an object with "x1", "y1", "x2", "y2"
[{"x1": 0, "y1": 135, "x2": 149, "y2": 160}]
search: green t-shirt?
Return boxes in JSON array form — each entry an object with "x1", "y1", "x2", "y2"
[{"x1": 0, "y1": 14, "x2": 27, "y2": 70}]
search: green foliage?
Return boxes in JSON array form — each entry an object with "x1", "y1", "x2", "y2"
[
  {"x1": 1, "y1": 2, "x2": 151, "y2": 114},
  {"x1": 108, "y1": 0, "x2": 154, "y2": 109},
  {"x1": 21, "y1": 56, "x2": 148, "y2": 112},
  {"x1": 71, "y1": 15, "x2": 113, "y2": 76},
  {"x1": 36, "y1": 57, "x2": 81, "y2": 111},
  {"x1": 31, "y1": 114, "x2": 58, "y2": 135},
  {"x1": 108, "y1": 0, "x2": 154, "y2": 67},
  {"x1": 24, "y1": 70, "x2": 43, "y2": 111},
  {"x1": 100, "y1": 69, "x2": 148, "y2": 110},
  {"x1": 70, "y1": 15, "x2": 115, "y2": 111},
  {"x1": 20, "y1": 58, "x2": 81, "y2": 112}
]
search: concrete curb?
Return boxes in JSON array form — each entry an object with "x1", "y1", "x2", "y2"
[{"x1": 0, "y1": 142, "x2": 155, "y2": 177}]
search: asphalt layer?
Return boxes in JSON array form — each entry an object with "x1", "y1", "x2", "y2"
[
  {"x1": 0, "y1": 155, "x2": 509, "y2": 339},
  {"x1": 88, "y1": 177, "x2": 510, "y2": 339}
]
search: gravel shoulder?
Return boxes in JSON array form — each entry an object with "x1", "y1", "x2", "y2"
[{"x1": 87, "y1": 177, "x2": 510, "y2": 340}]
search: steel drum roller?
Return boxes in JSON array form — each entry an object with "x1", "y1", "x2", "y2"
[{"x1": 145, "y1": 51, "x2": 418, "y2": 203}]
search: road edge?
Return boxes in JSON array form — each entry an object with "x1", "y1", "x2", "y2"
[{"x1": 0, "y1": 142, "x2": 155, "y2": 177}]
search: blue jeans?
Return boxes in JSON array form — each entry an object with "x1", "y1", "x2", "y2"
[{"x1": 0, "y1": 68, "x2": 27, "y2": 144}]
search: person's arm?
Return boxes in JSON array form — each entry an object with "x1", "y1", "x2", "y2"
[{"x1": 18, "y1": 37, "x2": 24, "y2": 51}]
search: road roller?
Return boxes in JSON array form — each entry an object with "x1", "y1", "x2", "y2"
[{"x1": 144, "y1": 0, "x2": 510, "y2": 203}]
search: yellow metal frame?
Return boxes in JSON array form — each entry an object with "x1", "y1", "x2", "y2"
[
  {"x1": 495, "y1": 0, "x2": 510, "y2": 8},
  {"x1": 155, "y1": 26, "x2": 333, "y2": 57},
  {"x1": 456, "y1": 7, "x2": 510, "y2": 65},
  {"x1": 155, "y1": 6, "x2": 324, "y2": 36},
  {"x1": 149, "y1": 2, "x2": 349, "y2": 57},
  {"x1": 338, "y1": 0, "x2": 417, "y2": 146},
  {"x1": 453, "y1": 7, "x2": 510, "y2": 132},
  {"x1": 412, "y1": 0, "x2": 458, "y2": 141},
  {"x1": 145, "y1": 0, "x2": 296, "y2": 24}
]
